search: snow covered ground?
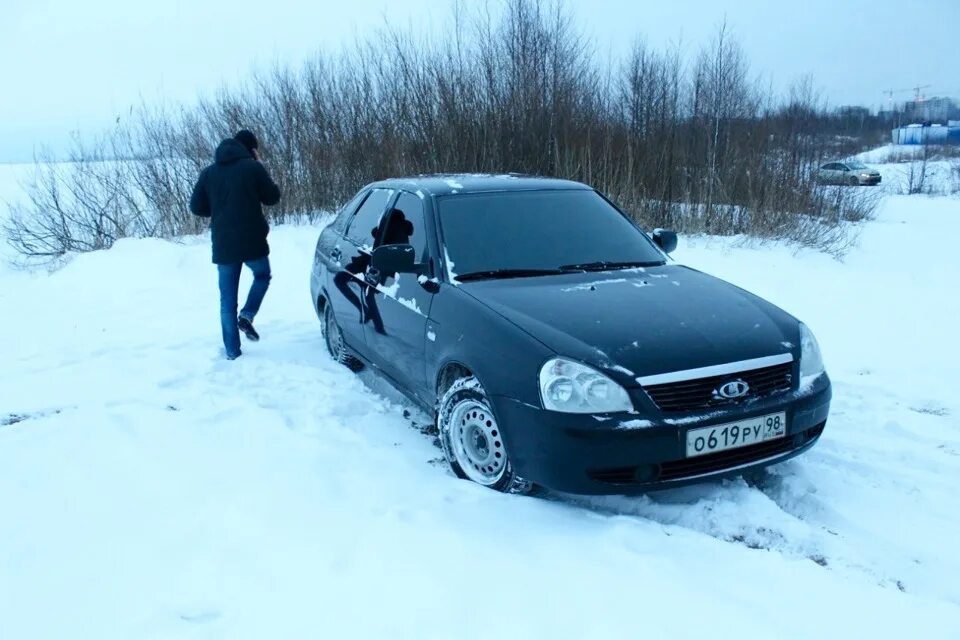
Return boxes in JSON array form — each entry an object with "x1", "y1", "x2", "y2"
[
  {"x1": 1, "y1": 169, "x2": 959, "y2": 637},
  {"x1": 0, "y1": 163, "x2": 35, "y2": 210},
  {"x1": 853, "y1": 144, "x2": 959, "y2": 196}
]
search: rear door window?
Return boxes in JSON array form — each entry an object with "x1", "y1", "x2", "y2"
[
  {"x1": 332, "y1": 190, "x2": 367, "y2": 233},
  {"x1": 346, "y1": 188, "x2": 394, "y2": 248}
]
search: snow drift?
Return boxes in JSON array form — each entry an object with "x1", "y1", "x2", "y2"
[{"x1": 1, "y1": 183, "x2": 959, "y2": 637}]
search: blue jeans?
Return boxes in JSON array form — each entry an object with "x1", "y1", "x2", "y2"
[{"x1": 217, "y1": 256, "x2": 271, "y2": 357}]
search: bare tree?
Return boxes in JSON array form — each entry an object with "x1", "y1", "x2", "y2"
[
  {"x1": 904, "y1": 143, "x2": 932, "y2": 195},
  {"x1": 5, "y1": 0, "x2": 878, "y2": 263}
]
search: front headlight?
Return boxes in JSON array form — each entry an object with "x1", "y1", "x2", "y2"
[
  {"x1": 860, "y1": 173, "x2": 870, "y2": 178},
  {"x1": 799, "y1": 323, "x2": 825, "y2": 381},
  {"x1": 539, "y1": 358, "x2": 633, "y2": 413}
]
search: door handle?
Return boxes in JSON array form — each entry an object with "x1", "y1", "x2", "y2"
[
  {"x1": 364, "y1": 268, "x2": 381, "y2": 287},
  {"x1": 331, "y1": 247, "x2": 342, "y2": 262}
]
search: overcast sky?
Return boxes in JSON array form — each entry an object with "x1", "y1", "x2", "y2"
[{"x1": 2, "y1": 0, "x2": 957, "y2": 162}]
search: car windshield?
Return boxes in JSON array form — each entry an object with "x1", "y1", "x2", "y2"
[
  {"x1": 846, "y1": 161, "x2": 868, "y2": 170},
  {"x1": 438, "y1": 190, "x2": 665, "y2": 279}
]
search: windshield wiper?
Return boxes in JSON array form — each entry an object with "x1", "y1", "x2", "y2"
[
  {"x1": 455, "y1": 268, "x2": 567, "y2": 282},
  {"x1": 559, "y1": 260, "x2": 665, "y2": 272}
]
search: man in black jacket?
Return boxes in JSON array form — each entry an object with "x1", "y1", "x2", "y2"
[{"x1": 190, "y1": 130, "x2": 281, "y2": 360}]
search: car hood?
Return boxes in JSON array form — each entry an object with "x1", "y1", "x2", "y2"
[{"x1": 459, "y1": 265, "x2": 799, "y2": 385}]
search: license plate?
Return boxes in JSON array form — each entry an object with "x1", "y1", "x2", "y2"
[{"x1": 685, "y1": 412, "x2": 787, "y2": 458}]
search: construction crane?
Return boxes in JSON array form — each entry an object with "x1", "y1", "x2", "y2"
[
  {"x1": 912, "y1": 84, "x2": 932, "y2": 102},
  {"x1": 883, "y1": 87, "x2": 912, "y2": 107},
  {"x1": 882, "y1": 85, "x2": 934, "y2": 117}
]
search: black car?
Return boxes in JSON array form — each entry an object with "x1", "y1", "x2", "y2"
[{"x1": 310, "y1": 175, "x2": 831, "y2": 495}]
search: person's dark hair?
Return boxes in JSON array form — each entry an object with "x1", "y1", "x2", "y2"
[{"x1": 234, "y1": 129, "x2": 259, "y2": 155}]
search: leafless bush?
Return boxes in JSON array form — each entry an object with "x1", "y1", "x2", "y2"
[
  {"x1": 904, "y1": 156, "x2": 928, "y2": 195},
  {"x1": 6, "y1": 0, "x2": 878, "y2": 262},
  {"x1": 932, "y1": 145, "x2": 960, "y2": 160},
  {"x1": 3, "y1": 142, "x2": 150, "y2": 261},
  {"x1": 904, "y1": 146, "x2": 931, "y2": 195},
  {"x1": 879, "y1": 146, "x2": 925, "y2": 164},
  {"x1": 3, "y1": 113, "x2": 211, "y2": 262},
  {"x1": 952, "y1": 158, "x2": 960, "y2": 194}
]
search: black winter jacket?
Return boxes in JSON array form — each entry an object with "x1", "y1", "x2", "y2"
[{"x1": 189, "y1": 139, "x2": 282, "y2": 264}]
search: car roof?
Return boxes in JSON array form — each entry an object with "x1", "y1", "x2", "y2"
[{"x1": 367, "y1": 173, "x2": 592, "y2": 197}]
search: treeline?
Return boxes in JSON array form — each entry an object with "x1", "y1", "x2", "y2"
[{"x1": 5, "y1": 0, "x2": 876, "y2": 260}]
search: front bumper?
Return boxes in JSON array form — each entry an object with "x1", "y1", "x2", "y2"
[
  {"x1": 858, "y1": 175, "x2": 882, "y2": 185},
  {"x1": 492, "y1": 375, "x2": 831, "y2": 495}
]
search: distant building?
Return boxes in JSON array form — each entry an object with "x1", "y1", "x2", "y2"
[
  {"x1": 837, "y1": 106, "x2": 871, "y2": 119},
  {"x1": 889, "y1": 97, "x2": 960, "y2": 144},
  {"x1": 902, "y1": 96, "x2": 958, "y2": 123}
]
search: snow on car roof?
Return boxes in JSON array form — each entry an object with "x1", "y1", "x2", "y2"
[{"x1": 369, "y1": 173, "x2": 591, "y2": 196}]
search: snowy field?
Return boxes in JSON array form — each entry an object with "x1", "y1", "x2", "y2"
[
  {"x1": 1, "y1": 164, "x2": 959, "y2": 638},
  {"x1": 853, "y1": 144, "x2": 959, "y2": 196},
  {"x1": 0, "y1": 163, "x2": 34, "y2": 209}
]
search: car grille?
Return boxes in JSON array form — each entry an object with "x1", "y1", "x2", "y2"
[
  {"x1": 586, "y1": 422, "x2": 825, "y2": 485},
  {"x1": 588, "y1": 467, "x2": 639, "y2": 484},
  {"x1": 642, "y1": 362, "x2": 793, "y2": 413}
]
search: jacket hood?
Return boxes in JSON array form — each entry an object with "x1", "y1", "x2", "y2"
[
  {"x1": 460, "y1": 265, "x2": 800, "y2": 385},
  {"x1": 214, "y1": 138, "x2": 252, "y2": 165}
]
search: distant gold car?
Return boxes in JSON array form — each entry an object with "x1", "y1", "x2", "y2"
[{"x1": 815, "y1": 161, "x2": 882, "y2": 186}]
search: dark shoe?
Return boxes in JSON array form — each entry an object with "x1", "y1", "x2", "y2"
[
  {"x1": 238, "y1": 316, "x2": 260, "y2": 342},
  {"x1": 226, "y1": 351, "x2": 242, "y2": 361}
]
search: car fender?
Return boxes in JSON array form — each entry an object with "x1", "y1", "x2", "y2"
[{"x1": 426, "y1": 284, "x2": 554, "y2": 407}]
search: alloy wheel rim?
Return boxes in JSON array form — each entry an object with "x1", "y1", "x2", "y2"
[
  {"x1": 449, "y1": 400, "x2": 506, "y2": 485},
  {"x1": 326, "y1": 309, "x2": 343, "y2": 359}
]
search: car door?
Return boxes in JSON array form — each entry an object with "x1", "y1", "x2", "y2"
[
  {"x1": 830, "y1": 163, "x2": 846, "y2": 184},
  {"x1": 362, "y1": 191, "x2": 437, "y2": 396},
  {"x1": 820, "y1": 163, "x2": 838, "y2": 184},
  {"x1": 836, "y1": 163, "x2": 851, "y2": 183},
  {"x1": 816, "y1": 164, "x2": 828, "y2": 183},
  {"x1": 327, "y1": 187, "x2": 395, "y2": 359}
]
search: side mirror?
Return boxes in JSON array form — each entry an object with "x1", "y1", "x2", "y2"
[
  {"x1": 371, "y1": 244, "x2": 417, "y2": 275},
  {"x1": 652, "y1": 228, "x2": 678, "y2": 254}
]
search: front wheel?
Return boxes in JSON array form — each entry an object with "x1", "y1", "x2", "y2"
[
  {"x1": 848, "y1": 175, "x2": 860, "y2": 186},
  {"x1": 438, "y1": 376, "x2": 532, "y2": 494}
]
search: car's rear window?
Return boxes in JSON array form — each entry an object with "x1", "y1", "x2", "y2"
[{"x1": 437, "y1": 190, "x2": 664, "y2": 276}]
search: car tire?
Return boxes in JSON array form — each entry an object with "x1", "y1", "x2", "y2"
[
  {"x1": 848, "y1": 175, "x2": 859, "y2": 186},
  {"x1": 322, "y1": 302, "x2": 364, "y2": 372},
  {"x1": 438, "y1": 376, "x2": 532, "y2": 494}
]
